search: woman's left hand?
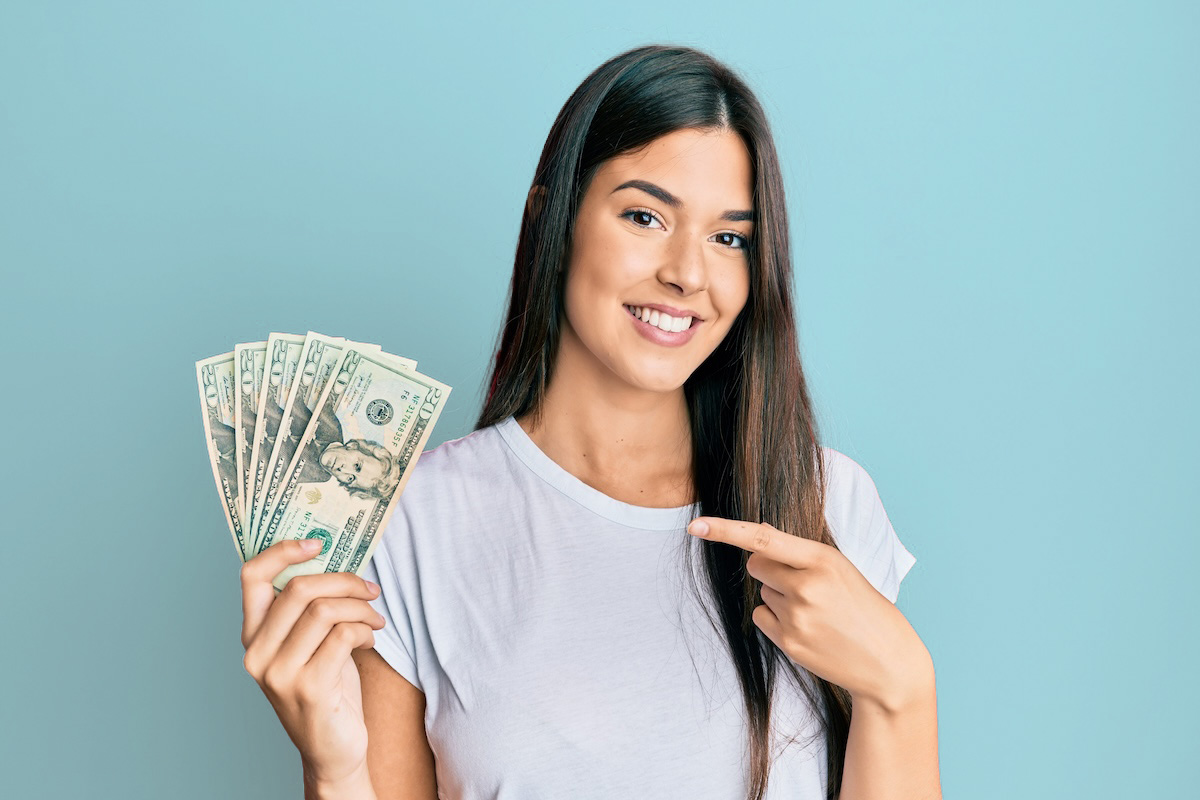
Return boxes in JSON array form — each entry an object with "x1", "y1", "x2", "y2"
[{"x1": 687, "y1": 516, "x2": 931, "y2": 710}]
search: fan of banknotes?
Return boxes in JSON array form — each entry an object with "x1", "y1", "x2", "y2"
[{"x1": 195, "y1": 331, "x2": 451, "y2": 592}]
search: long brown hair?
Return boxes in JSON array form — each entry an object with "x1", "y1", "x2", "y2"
[{"x1": 476, "y1": 44, "x2": 849, "y2": 800}]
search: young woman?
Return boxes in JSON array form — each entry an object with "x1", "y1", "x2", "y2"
[{"x1": 239, "y1": 45, "x2": 940, "y2": 800}]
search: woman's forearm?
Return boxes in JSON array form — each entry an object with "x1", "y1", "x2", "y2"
[
  {"x1": 839, "y1": 655, "x2": 942, "y2": 800},
  {"x1": 302, "y1": 759, "x2": 379, "y2": 800}
]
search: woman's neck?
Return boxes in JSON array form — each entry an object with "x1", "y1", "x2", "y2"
[{"x1": 515, "y1": 336, "x2": 695, "y2": 509}]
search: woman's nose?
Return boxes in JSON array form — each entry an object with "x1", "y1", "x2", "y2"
[{"x1": 658, "y1": 235, "x2": 707, "y2": 295}]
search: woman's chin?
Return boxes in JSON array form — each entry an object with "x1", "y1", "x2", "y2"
[{"x1": 619, "y1": 366, "x2": 693, "y2": 394}]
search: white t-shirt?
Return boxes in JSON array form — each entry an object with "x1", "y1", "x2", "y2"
[{"x1": 362, "y1": 415, "x2": 917, "y2": 799}]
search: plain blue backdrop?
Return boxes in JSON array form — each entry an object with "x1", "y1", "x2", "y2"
[{"x1": 2, "y1": 2, "x2": 1195, "y2": 798}]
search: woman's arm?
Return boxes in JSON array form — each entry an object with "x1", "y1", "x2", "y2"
[
  {"x1": 840, "y1": 654, "x2": 942, "y2": 800},
  {"x1": 351, "y1": 647, "x2": 439, "y2": 800},
  {"x1": 302, "y1": 760, "x2": 377, "y2": 800}
]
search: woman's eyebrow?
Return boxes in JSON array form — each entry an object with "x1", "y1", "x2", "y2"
[{"x1": 611, "y1": 179, "x2": 755, "y2": 222}]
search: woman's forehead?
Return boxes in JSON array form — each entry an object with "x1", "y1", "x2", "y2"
[{"x1": 597, "y1": 130, "x2": 754, "y2": 211}]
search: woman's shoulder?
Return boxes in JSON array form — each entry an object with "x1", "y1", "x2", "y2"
[
  {"x1": 817, "y1": 445, "x2": 916, "y2": 602},
  {"x1": 375, "y1": 420, "x2": 520, "y2": 561},
  {"x1": 406, "y1": 420, "x2": 510, "y2": 488},
  {"x1": 374, "y1": 422, "x2": 510, "y2": 547},
  {"x1": 819, "y1": 445, "x2": 883, "y2": 504},
  {"x1": 817, "y1": 445, "x2": 889, "y2": 546}
]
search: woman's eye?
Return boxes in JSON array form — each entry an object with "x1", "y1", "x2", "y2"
[
  {"x1": 355, "y1": 462, "x2": 362, "y2": 472},
  {"x1": 714, "y1": 232, "x2": 750, "y2": 250},
  {"x1": 622, "y1": 209, "x2": 749, "y2": 250},
  {"x1": 620, "y1": 209, "x2": 663, "y2": 229}
]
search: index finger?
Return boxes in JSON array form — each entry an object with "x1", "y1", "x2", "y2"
[
  {"x1": 240, "y1": 538, "x2": 322, "y2": 646},
  {"x1": 687, "y1": 516, "x2": 815, "y2": 569}
]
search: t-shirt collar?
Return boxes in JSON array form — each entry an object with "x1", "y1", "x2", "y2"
[{"x1": 495, "y1": 415, "x2": 700, "y2": 532}]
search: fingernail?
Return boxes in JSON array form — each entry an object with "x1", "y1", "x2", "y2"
[
  {"x1": 366, "y1": 580, "x2": 380, "y2": 593},
  {"x1": 689, "y1": 520, "x2": 709, "y2": 537},
  {"x1": 300, "y1": 538, "x2": 321, "y2": 551}
]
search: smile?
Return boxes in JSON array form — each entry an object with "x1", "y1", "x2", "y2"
[
  {"x1": 623, "y1": 304, "x2": 701, "y2": 347},
  {"x1": 624, "y1": 304, "x2": 694, "y2": 332}
]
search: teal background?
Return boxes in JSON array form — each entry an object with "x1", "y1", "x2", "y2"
[{"x1": 2, "y1": 2, "x2": 1195, "y2": 797}]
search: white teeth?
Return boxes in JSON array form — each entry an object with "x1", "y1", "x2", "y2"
[{"x1": 626, "y1": 305, "x2": 694, "y2": 334}]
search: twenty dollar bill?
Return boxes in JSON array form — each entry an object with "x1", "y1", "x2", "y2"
[
  {"x1": 234, "y1": 341, "x2": 267, "y2": 530},
  {"x1": 196, "y1": 353, "x2": 247, "y2": 560},
  {"x1": 245, "y1": 332, "x2": 305, "y2": 552},
  {"x1": 259, "y1": 348, "x2": 450, "y2": 591}
]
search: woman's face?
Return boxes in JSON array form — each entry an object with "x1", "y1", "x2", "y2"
[{"x1": 561, "y1": 127, "x2": 754, "y2": 394}]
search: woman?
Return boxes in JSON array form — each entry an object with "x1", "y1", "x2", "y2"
[{"x1": 238, "y1": 44, "x2": 939, "y2": 799}]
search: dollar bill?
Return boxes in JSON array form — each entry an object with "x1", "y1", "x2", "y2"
[
  {"x1": 245, "y1": 332, "x2": 305, "y2": 544},
  {"x1": 234, "y1": 341, "x2": 267, "y2": 530},
  {"x1": 195, "y1": 353, "x2": 247, "y2": 560},
  {"x1": 251, "y1": 332, "x2": 354, "y2": 555},
  {"x1": 260, "y1": 349, "x2": 450, "y2": 592},
  {"x1": 252, "y1": 333, "x2": 415, "y2": 556}
]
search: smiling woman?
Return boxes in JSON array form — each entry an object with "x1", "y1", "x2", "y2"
[
  {"x1": 556, "y1": 127, "x2": 753, "y2": 401},
  {"x1": 344, "y1": 43, "x2": 935, "y2": 800}
]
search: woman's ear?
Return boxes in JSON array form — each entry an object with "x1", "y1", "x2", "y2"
[{"x1": 526, "y1": 184, "x2": 547, "y2": 219}]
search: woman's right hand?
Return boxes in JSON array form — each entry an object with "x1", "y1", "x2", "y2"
[{"x1": 240, "y1": 537, "x2": 387, "y2": 787}]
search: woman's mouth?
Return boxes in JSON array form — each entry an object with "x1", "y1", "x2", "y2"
[{"x1": 623, "y1": 304, "x2": 702, "y2": 347}]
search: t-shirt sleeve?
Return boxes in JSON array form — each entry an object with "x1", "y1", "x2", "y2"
[
  {"x1": 823, "y1": 448, "x2": 918, "y2": 604},
  {"x1": 863, "y1": 496, "x2": 918, "y2": 604},
  {"x1": 360, "y1": 510, "x2": 424, "y2": 693}
]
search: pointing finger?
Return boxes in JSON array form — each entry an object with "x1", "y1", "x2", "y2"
[{"x1": 687, "y1": 516, "x2": 816, "y2": 570}]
